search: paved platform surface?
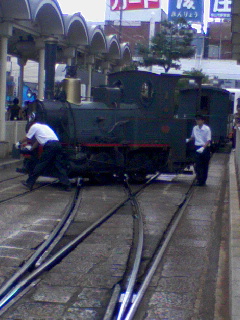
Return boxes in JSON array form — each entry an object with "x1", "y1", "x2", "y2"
[
  {"x1": 0, "y1": 153, "x2": 236, "y2": 319},
  {"x1": 229, "y1": 152, "x2": 240, "y2": 320},
  {"x1": 0, "y1": 157, "x2": 23, "y2": 171},
  {"x1": 134, "y1": 152, "x2": 229, "y2": 320}
]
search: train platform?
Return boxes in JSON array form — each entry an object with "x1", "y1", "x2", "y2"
[
  {"x1": 229, "y1": 151, "x2": 240, "y2": 320},
  {"x1": 0, "y1": 157, "x2": 22, "y2": 171},
  {"x1": 0, "y1": 152, "x2": 238, "y2": 319}
]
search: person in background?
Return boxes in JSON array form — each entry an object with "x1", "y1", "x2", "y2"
[
  {"x1": 16, "y1": 116, "x2": 71, "y2": 191},
  {"x1": 8, "y1": 98, "x2": 22, "y2": 120},
  {"x1": 186, "y1": 114, "x2": 212, "y2": 186},
  {"x1": 22, "y1": 101, "x2": 30, "y2": 120},
  {"x1": 232, "y1": 105, "x2": 240, "y2": 148}
]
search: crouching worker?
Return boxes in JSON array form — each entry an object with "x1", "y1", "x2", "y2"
[{"x1": 16, "y1": 117, "x2": 71, "y2": 191}]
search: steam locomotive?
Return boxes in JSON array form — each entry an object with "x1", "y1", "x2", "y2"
[{"x1": 23, "y1": 70, "x2": 233, "y2": 183}]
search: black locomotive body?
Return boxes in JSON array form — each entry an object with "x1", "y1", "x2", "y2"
[{"x1": 25, "y1": 70, "x2": 232, "y2": 182}]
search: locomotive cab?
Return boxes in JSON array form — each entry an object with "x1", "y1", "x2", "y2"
[{"x1": 178, "y1": 86, "x2": 233, "y2": 147}]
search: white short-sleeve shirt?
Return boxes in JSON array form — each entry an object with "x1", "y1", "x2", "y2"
[
  {"x1": 191, "y1": 124, "x2": 211, "y2": 146},
  {"x1": 26, "y1": 123, "x2": 59, "y2": 146}
]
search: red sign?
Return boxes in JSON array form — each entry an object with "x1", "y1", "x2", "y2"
[{"x1": 110, "y1": 0, "x2": 160, "y2": 11}]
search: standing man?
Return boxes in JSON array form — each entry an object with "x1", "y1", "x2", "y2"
[
  {"x1": 232, "y1": 105, "x2": 240, "y2": 148},
  {"x1": 8, "y1": 98, "x2": 22, "y2": 120},
  {"x1": 186, "y1": 115, "x2": 212, "y2": 186},
  {"x1": 16, "y1": 118, "x2": 71, "y2": 191}
]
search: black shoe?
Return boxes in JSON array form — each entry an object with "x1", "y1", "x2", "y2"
[
  {"x1": 195, "y1": 182, "x2": 206, "y2": 186},
  {"x1": 21, "y1": 181, "x2": 33, "y2": 191},
  {"x1": 63, "y1": 185, "x2": 71, "y2": 192},
  {"x1": 16, "y1": 168, "x2": 27, "y2": 174}
]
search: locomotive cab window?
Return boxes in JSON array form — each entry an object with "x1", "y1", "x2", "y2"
[
  {"x1": 113, "y1": 80, "x2": 123, "y2": 89},
  {"x1": 140, "y1": 81, "x2": 153, "y2": 106},
  {"x1": 113, "y1": 80, "x2": 124, "y2": 101},
  {"x1": 200, "y1": 95, "x2": 210, "y2": 116}
]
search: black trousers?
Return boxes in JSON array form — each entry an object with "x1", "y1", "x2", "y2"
[
  {"x1": 26, "y1": 141, "x2": 70, "y2": 187},
  {"x1": 195, "y1": 146, "x2": 211, "y2": 185}
]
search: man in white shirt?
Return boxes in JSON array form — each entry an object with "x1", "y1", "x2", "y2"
[
  {"x1": 16, "y1": 120, "x2": 71, "y2": 191},
  {"x1": 186, "y1": 115, "x2": 212, "y2": 186}
]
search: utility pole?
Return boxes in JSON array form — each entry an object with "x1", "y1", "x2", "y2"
[{"x1": 119, "y1": 0, "x2": 123, "y2": 43}]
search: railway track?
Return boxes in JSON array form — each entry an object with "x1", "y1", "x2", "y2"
[
  {"x1": 0, "y1": 174, "x2": 161, "y2": 313},
  {"x1": 104, "y1": 175, "x2": 195, "y2": 320},
  {"x1": 0, "y1": 166, "x2": 57, "y2": 201},
  {"x1": 0, "y1": 171, "x2": 196, "y2": 319},
  {"x1": 0, "y1": 174, "x2": 23, "y2": 184},
  {"x1": 0, "y1": 179, "x2": 60, "y2": 204},
  {"x1": 0, "y1": 178, "x2": 82, "y2": 310}
]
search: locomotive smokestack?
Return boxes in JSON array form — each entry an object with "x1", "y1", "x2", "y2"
[{"x1": 44, "y1": 38, "x2": 57, "y2": 100}]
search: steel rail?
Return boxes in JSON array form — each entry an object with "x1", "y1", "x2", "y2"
[
  {"x1": 0, "y1": 173, "x2": 161, "y2": 312},
  {"x1": 103, "y1": 172, "x2": 161, "y2": 320},
  {"x1": 116, "y1": 177, "x2": 144, "y2": 320},
  {"x1": 124, "y1": 185, "x2": 195, "y2": 320},
  {"x1": 0, "y1": 180, "x2": 59, "y2": 204},
  {"x1": 0, "y1": 174, "x2": 23, "y2": 183},
  {"x1": 0, "y1": 178, "x2": 82, "y2": 302},
  {"x1": 0, "y1": 193, "x2": 131, "y2": 311}
]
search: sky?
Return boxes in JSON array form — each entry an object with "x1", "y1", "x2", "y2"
[
  {"x1": 57, "y1": 0, "x2": 211, "y2": 32},
  {"x1": 57, "y1": 0, "x2": 210, "y2": 28},
  {"x1": 57, "y1": 0, "x2": 108, "y2": 21}
]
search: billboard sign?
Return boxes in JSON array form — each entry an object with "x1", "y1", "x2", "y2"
[
  {"x1": 110, "y1": 0, "x2": 160, "y2": 11},
  {"x1": 168, "y1": 0, "x2": 203, "y2": 23},
  {"x1": 106, "y1": 0, "x2": 162, "y2": 22},
  {"x1": 210, "y1": 0, "x2": 232, "y2": 19}
]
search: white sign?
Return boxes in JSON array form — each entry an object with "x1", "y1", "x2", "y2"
[
  {"x1": 106, "y1": 0, "x2": 162, "y2": 22},
  {"x1": 111, "y1": 0, "x2": 160, "y2": 11}
]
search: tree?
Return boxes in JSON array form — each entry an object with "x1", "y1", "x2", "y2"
[
  {"x1": 183, "y1": 68, "x2": 209, "y2": 84},
  {"x1": 122, "y1": 62, "x2": 138, "y2": 71},
  {"x1": 138, "y1": 18, "x2": 196, "y2": 73}
]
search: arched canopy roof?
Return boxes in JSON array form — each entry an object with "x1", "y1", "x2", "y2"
[
  {"x1": 30, "y1": 0, "x2": 64, "y2": 36},
  {"x1": 120, "y1": 43, "x2": 132, "y2": 64},
  {"x1": 106, "y1": 35, "x2": 121, "y2": 60},
  {"x1": 0, "y1": 0, "x2": 132, "y2": 67},
  {"x1": 0, "y1": 0, "x2": 31, "y2": 20},
  {"x1": 88, "y1": 25, "x2": 107, "y2": 54},
  {"x1": 64, "y1": 13, "x2": 89, "y2": 47}
]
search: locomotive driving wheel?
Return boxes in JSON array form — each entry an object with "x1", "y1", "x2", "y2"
[
  {"x1": 127, "y1": 153, "x2": 151, "y2": 183},
  {"x1": 90, "y1": 152, "x2": 114, "y2": 184},
  {"x1": 128, "y1": 172, "x2": 147, "y2": 183}
]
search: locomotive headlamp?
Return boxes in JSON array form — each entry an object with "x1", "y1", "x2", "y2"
[{"x1": 28, "y1": 112, "x2": 36, "y2": 122}]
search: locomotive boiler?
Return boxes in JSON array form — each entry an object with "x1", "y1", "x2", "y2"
[{"x1": 24, "y1": 70, "x2": 231, "y2": 183}]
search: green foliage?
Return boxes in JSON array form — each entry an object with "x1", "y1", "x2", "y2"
[
  {"x1": 183, "y1": 68, "x2": 209, "y2": 84},
  {"x1": 138, "y1": 18, "x2": 196, "y2": 73},
  {"x1": 122, "y1": 62, "x2": 138, "y2": 71}
]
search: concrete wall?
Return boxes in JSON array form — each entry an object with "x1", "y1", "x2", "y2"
[
  {"x1": 0, "y1": 121, "x2": 27, "y2": 158},
  {"x1": 235, "y1": 128, "x2": 240, "y2": 178}
]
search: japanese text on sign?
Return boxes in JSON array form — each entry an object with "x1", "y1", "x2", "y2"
[
  {"x1": 170, "y1": 11, "x2": 199, "y2": 19},
  {"x1": 176, "y1": 0, "x2": 196, "y2": 10},
  {"x1": 168, "y1": 0, "x2": 203, "y2": 23},
  {"x1": 210, "y1": 0, "x2": 231, "y2": 18},
  {"x1": 213, "y1": 0, "x2": 231, "y2": 13},
  {"x1": 110, "y1": 0, "x2": 160, "y2": 11}
]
